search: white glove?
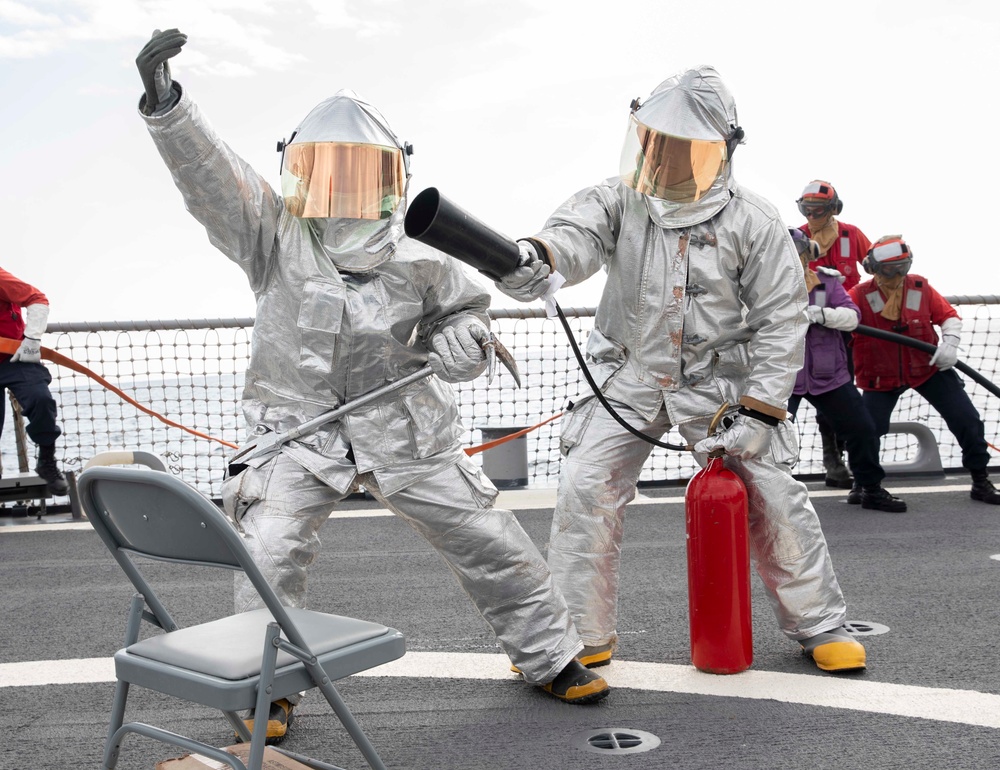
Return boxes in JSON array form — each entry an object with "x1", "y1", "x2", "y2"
[
  {"x1": 11, "y1": 303, "x2": 48, "y2": 364},
  {"x1": 494, "y1": 241, "x2": 551, "y2": 302},
  {"x1": 11, "y1": 337, "x2": 41, "y2": 364},
  {"x1": 805, "y1": 305, "x2": 858, "y2": 331},
  {"x1": 816, "y1": 266, "x2": 846, "y2": 284},
  {"x1": 694, "y1": 413, "x2": 774, "y2": 460},
  {"x1": 929, "y1": 317, "x2": 962, "y2": 370},
  {"x1": 805, "y1": 305, "x2": 825, "y2": 324},
  {"x1": 428, "y1": 322, "x2": 489, "y2": 383}
]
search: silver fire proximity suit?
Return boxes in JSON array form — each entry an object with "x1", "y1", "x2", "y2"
[
  {"x1": 519, "y1": 67, "x2": 848, "y2": 649},
  {"x1": 140, "y1": 87, "x2": 582, "y2": 685}
]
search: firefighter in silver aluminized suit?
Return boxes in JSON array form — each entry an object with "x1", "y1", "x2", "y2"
[
  {"x1": 134, "y1": 30, "x2": 608, "y2": 739},
  {"x1": 496, "y1": 66, "x2": 866, "y2": 674}
]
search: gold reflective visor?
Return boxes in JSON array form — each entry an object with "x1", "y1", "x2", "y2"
[
  {"x1": 620, "y1": 116, "x2": 727, "y2": 203},
  {"x1": 281, "y1": 141, "x2": 405, "y2": 219}
]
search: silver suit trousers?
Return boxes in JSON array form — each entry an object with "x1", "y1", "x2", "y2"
[
  {"x1": 548, "y1": 396, "x2": 848, "y2": 647},
  {"x1": 222, "y1": 452, "x2": 582, "y2": 684}
]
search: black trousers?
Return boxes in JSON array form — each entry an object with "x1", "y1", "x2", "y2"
[
  {"x1": 862, "y1": 369, "x2": 990, "y2": 473},
  {"x1": 789, "y1": 380, "x2": 885, "y2": 487},
  {"x1": 0, "y1": 360, "x2": 62, "y2": 447},
  {"x1": 815, "y1": 333, "x2": 855, "y2": 442}
]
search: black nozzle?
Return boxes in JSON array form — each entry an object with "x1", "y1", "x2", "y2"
[{"x1": 404, "y1": 187, "x2": 521, "y2": 281}]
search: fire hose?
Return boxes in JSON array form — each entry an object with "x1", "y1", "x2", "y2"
[
  {"x1": 853, "y1": 324, "x2": 1000, "y2": 400},
  {"x1": 0, "y1": 337, "x2": 239, "y2": 449},
  {"x1": 0, "y1": 339, "x2": 525, "y2": 460}
]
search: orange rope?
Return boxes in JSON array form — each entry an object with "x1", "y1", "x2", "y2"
[
  {"x1": 0, "y1": 337, "x2": 239, "y2": 450},
  {"x1": 464, "y1": 412, "x2": 563, "y2": 456}
]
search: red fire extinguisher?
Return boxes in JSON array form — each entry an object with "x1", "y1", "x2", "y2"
[{"x1": 685, "y1": 451, "x2": 752, "y2": 674}]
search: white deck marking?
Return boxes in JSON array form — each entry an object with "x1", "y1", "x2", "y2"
[
  {"x1": 0, "y1": 483, "x2": 976, "y2": 532},
  {"x1": 2, "y1": 652, "x2": 998, "y2": 729}
]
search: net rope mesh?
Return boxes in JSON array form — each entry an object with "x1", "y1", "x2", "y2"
[{"x1": 2, "y1": 300, "x2": 997, "y2": 501}]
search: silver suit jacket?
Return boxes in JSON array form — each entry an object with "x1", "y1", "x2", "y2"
[
  {"x1": 533, "y1": 179, "x2": 807, "y2": 426},
  {"x1": 143, "y1": 88, "x2": 490, "y2": 495}
]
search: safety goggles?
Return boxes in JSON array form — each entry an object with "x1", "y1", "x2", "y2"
[
  {"x1": 801, "y1": 205, "x2": 831, "y2": 219},
  {"x1": 873, "y1": 259, "x2": 912, "y2": 278}
]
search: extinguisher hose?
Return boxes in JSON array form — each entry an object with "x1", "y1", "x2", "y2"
[{"x1": 554, "y1": 302, "x2": 691, "y2": 452}]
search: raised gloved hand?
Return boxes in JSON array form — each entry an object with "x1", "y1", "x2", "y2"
[
  {"x1": 929, "y1": 317, "x2": 962, "y2": 370},
  {"x1": 11, "y1": 303, "x2": 48, "y2": 364},
  {"x1": 805, "y1": 305, "x2": 858, "y2": 331},
  {"x1": 136, "y1": 28, "x2": 187, "y2": 114},
  {"x1": 694, "y1": 411, "x2": 775, "y2": 460},
  {"x1": 428, "y1": 322, "x2": 489, "y2": 383},
  {"x1": 494, "y1": 240, "x2": 551, "y2": 302}
]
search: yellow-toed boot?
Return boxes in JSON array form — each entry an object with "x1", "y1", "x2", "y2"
[
  {"x1": 800, "y1": 627, "x2": 866, "y2": 672},
  {"x1": 539, "y1": 660, "x2": 610, "y2": 704},
  {"x1": 237, "y1": 698, "x2": 294, "y2": 744}
]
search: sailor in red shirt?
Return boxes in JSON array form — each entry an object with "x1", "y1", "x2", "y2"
[
  {"x1": 796, "y1": 180, "x2": 872, "y2": 490},
  {"x1": 0, "y1": 267, "x2": 68, "y2": 495},
  {"x1": 849, "y1": 236, "x2": 1000, "y2": 506}
]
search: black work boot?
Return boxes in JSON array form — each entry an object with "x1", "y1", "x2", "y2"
[
  {"x1": 846, "y1": 482, "x2": 862, "y2": 505},
  {"x1": 970, "y1": 471, "x2": 1000, "y2": 505},
  {"x1": 820, "y1": 424, "x2": 853, "y2": 489},
  {"x1": 861, "y1": 484, "x2": 907, "y2": 513},
  {"x1": 35, "y1": 444, "x2": 69, "y2": 496}
]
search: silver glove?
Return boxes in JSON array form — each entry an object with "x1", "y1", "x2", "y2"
[
  {"x1": 494, "y1": 241, "x2": 551, "y2": 302},
  {"x1": 428, "y1": 322, "x2": 489, "y2": 383},
  {"x1": 694, "y1": 413, "x2": 774, "y2": 460}
]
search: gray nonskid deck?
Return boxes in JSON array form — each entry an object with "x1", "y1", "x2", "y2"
[{"x1": 2, "y1": 475, "x2": 999, "y2": 770}]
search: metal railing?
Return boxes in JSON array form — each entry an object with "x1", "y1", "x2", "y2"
[{"x1": 2, "y1": 299, "x2": 998, "y2": 502}]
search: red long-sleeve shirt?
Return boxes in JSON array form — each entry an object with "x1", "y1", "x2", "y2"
[{"x1": 0, "y1": 267, "x2": 49, "y2": 354}]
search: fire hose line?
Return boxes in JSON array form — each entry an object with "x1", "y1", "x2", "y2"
[
  {"x1": 464, "y1": 412, "x2": 563, "y2": 456},
  {"x1": 0, "y1": 336, "x2": 555, "y2": 457},
  {"x1": 0, "y1": 337, "x2": 239, "y2": 450}
]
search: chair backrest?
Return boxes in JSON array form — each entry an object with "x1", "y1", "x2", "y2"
[
  {"x1": 79, "y1": 466, "x2": 244, "y2": 568},
  {"x1": 77, "y1": 466, "x2": 300, "y2": 637},
  {"x1": 83, "y1": 449, "x2": 170, "y2": 472}
]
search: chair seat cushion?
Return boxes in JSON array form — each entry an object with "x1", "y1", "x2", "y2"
[{"x1": 125, "y1": 608, "x2": 391, "y2": 681}]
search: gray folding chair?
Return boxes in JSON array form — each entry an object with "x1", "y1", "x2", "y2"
[{"x1": 77, "y1": 465, "x2": 405, "y2": 770}]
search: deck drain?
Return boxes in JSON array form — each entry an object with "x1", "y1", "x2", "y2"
[
  {"x1": 572, "y1": 728, "x2": 661, "y2": 755},
  {"x1": 843, "y1": 620, "x2": 890, "y2": 637}
]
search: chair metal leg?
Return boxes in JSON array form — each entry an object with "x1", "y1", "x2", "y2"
[
  {"x1": 309, "y1": 665, "x2": 387, "y2": 770},
  {"x1": 224, "y1": 709, "x2": 253, "y2": 743},
  {"x1": 109, "y1": 723, "x2": 249, "y2": 770},
  {"x1": 273, "y1": 629, "x2": 388, "y2": 770},
  {"x1": 103, "y1": 594, "x2": 145, "y2": 770},
  {"x1": 245, "y1": 623, "x2": 283, "y2": 770},
  {"x1": 101, "y1": 679, "x2": 131, "y2": 770}
]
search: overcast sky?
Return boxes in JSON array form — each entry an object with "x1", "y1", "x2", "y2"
[{"x1": 2, "y1": 0, "x2": 997, "y2": 324}]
